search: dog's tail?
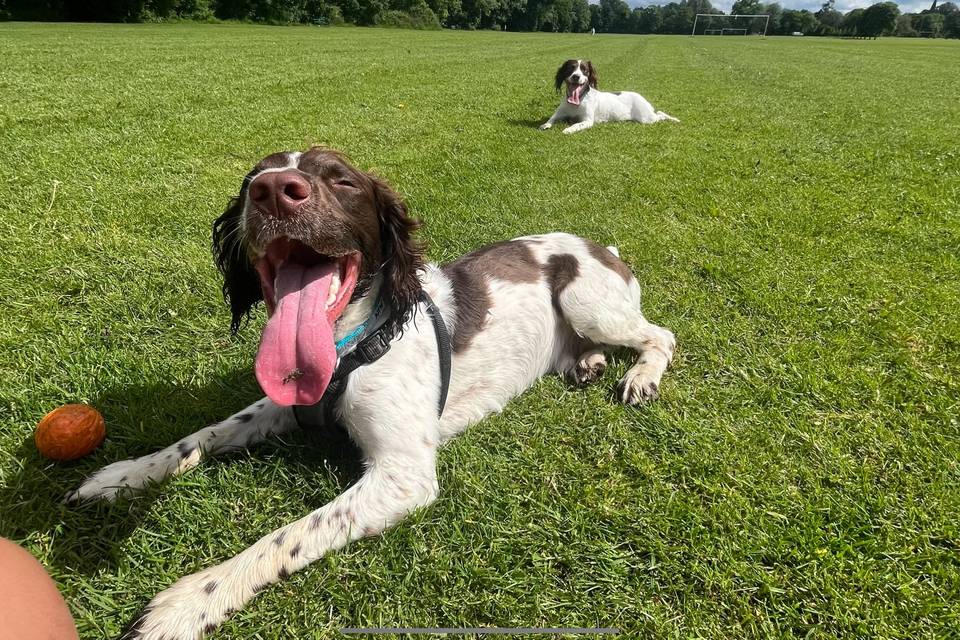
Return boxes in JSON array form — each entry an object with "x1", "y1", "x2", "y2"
[
  {"x1": 656, "y1": 111, "x2": 680, "y2": 123},
  {"x1": 606, "y1": 245, "x2": 620, "y2": 258}
]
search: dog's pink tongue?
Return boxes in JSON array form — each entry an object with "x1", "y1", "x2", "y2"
[
  {"x1": 255, "y1": 261, "x2": 338, "y2": 406},
  {"x1": 567, "y1": 85, "x2": 582, "y2": 105}
]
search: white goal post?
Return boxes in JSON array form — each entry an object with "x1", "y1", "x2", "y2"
[{"x1": 692, "y1": 13, "x2": 770, "y2": 37}]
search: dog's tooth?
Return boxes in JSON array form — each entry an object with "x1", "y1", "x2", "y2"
[{"x1": 326, "y1": 277, "x2": 339, "y2": 308}]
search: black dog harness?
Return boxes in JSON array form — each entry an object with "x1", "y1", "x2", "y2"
[{"x1": 292, "y1": 291, "x2": 451, "y2": 430}]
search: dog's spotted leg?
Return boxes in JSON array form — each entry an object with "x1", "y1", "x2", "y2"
[
  {"x1": 120, "y1": 451, "x2": 438, "y2": 640},
  {"x1": 562, "y1": 119, "x2": 594, "y2": 134},
  {"x1": 539, "y1": 106, "x2": 565, "y2": 130},
  {"x1": 65, "y1": 399, "x2": 296, "y2": 503}
]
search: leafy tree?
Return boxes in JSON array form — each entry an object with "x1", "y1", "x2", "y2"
[
  {"x1": 425, "y1": 0, "x2": 460, "y2": 24},
  {"x1": 780, "y1": 8, "x2": 799, "y2": 32},
  {"x1": 802, "y1": 9, "x2": 818, "y2": 32},
  {"x1": 377, "y1": 0, "x2": 440, "y2": 28},
  {"x1": 731, "y1": 0, "x2": 762, "y2": 15},
  {"x1": 2, "y1": 0, "x2": 952, "y2": 37},
  {"x1": 763, "y1": 2, "x2": 782, "y2": 33},
  {"x1": 945, "y1": 9, "x2": 960, "y2": 37},
  {"x1": 660, "y1": 1, "x2": 694, "y2": 33},
  {"x1": 895, "y1": 12, "x2": 917, "y2": 35},
  {"x1": 529, "y1": 0, "x2": 573, "y2": 31},
  {"x1": 68, "y1": 0, "x2": 146, "y2": 20},
  {"x1": 570, "y1": 0, "x2": 590, "y2": 31},
  {"x1": 494, "y1": 0, "x2": 525, "y2": 29},
  {"x1": 455, "y1": 0, "x2": 492, "y2": 28},
  {"x1": 916, "y1": 10, "x2": 944, "y2": 35},
  {"x1": 633, "y1": 5, "x2": 662, "y2": 33},
  {"x1": 588, "y1": 3, "x2": 601, "y2": 30},
  {"x1": 859, "y1": 1, "x2": 899, "y2": 37},
  {"x1": 213, "y1": 0, "x2": 251, "y2": 20},
  {"x1": 815, "y1": 0, "x2": 843, "y2": 34},
  {"x1": 4, "y1": 0, "x2": 66, "y2": 19},
  {"x1": 842, "y1": 7, "x2": 865, "y2": 34},
  {"x1": 935, "y1": 1, "x2": 959, "y2": 15},
  {"x1": 597, "y1": 0, "x2": 631, "y2": 32}
]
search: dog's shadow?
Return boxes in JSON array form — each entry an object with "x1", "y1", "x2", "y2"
[
  {"x1": 0, "y1": 370, "x2": 362, "y2": 576},
  {"x1": 506, "y1": 117, "x2": 547, "y2": 129}
]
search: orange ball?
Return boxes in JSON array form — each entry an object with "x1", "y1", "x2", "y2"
[{"x1": 35, "y1": 404, "x2": 106, "y2": 461}]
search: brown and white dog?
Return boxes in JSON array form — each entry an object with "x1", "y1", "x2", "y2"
[
  {"x1": 540, "y1": 59, "x2": 679, "y2": 134},
  {"x1": 68, "y1": 148, "x2": 676, "y2": 640}
]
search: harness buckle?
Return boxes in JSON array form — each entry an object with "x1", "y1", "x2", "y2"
[{"x1": 354, "y1": 330, "x2": 392, "y2": 363}]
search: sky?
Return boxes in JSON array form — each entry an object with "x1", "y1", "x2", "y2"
[{"x1": 626, "y1": 0, "x2": 936, "y2": 13}]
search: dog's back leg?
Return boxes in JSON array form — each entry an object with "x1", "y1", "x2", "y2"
[
  {"x1": 554, "y1": 242, "x2": 676, "y2": 404},
  {"x1": 66, "y1": 399, "x2": 297, "y2": 503},
  {"x1": 568, "y1": 348, "x2": 608, "y2": 386}
]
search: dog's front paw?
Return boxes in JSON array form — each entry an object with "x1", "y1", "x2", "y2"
[
  {"x1": 538, "y1": 122, "x2": 552, "y2": 130},
  {"x1": 65, "y1": 447, "x2": 199, "y2": 504},
  {"x1": 121, "y1": 570, "x2": 230, "y2": 640},
  {"x1": 617, "y1": 371, "x2": 660, "y2": 405},
  {"x1": 64, "y1": 458, "x2": 143, "y2": 503}
]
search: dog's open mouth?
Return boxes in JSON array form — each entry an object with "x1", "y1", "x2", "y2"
[
  {"x1": 567, "y1": 81, "x2": 584, "y2": 105},
  {"x1": 253, "y1": 238, "x2": 361, "y2": 406}
]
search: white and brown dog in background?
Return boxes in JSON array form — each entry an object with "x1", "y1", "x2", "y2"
[
  {"x1": 67, "y1": 148, "x2": 677, "y2": 640},
  {"x1": 540, "y1": 59, "x2": 679, "y2": 134}
]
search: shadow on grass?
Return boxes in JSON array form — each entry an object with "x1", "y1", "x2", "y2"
[
  {"x1": 0, "y1": 369, "x2": 363, "y2": 576},
  {"x1": 506, "y1": 117, "x2": 547, "y2": 129}
]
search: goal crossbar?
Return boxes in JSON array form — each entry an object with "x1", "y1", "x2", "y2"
[{"x1": 692, "y1": 13, "x2": 770, "y2": 37}]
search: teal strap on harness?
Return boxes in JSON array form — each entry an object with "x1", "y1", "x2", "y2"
[
  {"x1": 334, "y1": 295, "x2": 388, "y2": 357},
  {"x1": 293, "y1": 290, "x2": 451, "y2": 431}
]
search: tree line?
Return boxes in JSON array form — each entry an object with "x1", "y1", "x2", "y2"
[
  {"x1": 2, "y1": 0, "x2": 959, "y2": 38},
  {"x1": 724, "y1": 0, "x2": 960, "y2": 38}
]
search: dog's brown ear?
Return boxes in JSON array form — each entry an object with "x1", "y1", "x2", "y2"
[
  {"x1": 555, "y1": 61, "x2": 572, "y2": 92},
  {"x1": 212, "y1": 195, "x2": 262, "y2": 333},
  {"x1": 370, "y1": 176, "x2": 425, "y2": 332},
  {"x1": 586, "y1": 61, "x2": 598, "y2": 89}
]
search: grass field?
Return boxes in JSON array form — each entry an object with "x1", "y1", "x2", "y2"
[{"x1": 1, "y1": 22, "x2": 959, "y2": 639}]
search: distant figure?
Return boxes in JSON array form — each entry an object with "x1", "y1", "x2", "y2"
[
  {"x1": 540, "y1": 59, "x2": 679, "y2": 134},
  {"x1": 590, "y1": 27, "x2": 596, "y2": 35}
]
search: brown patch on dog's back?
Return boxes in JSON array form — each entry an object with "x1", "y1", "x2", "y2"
[
  {"x1": 585, "y1": 240, "x2": 632, "y2": 283},
  {"x1": 443, "y1": 262, "x2": 491, "y2": 353},
  {"x1": 457, "y1": 240, "x2": 542, "y2": 284},
  {"x1": 442, "y1": 240, "x2": 542, "y2": 353},
  {"x1": 545, "y1": 254, "x2": 580, "y2": 311}
]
